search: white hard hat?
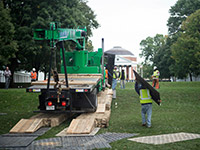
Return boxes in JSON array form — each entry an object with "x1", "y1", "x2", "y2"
[
  {"x1": 33, "y1": 68, "x2": 36, "y2": 71},
  {"x1": 153, "y1": 66, "x2": 157, "y2": 70}
]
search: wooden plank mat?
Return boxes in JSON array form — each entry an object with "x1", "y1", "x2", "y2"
[
  {"x1": 9, "y1": 119, "x2": 28, "y2": 133},
  {"x1": 96, "y1": 104, "x2": 106, "y2": 113},
  {"x1": 95, "y1": 110, "x2": 111, "y2": 128},
  {"x1": 66, "y1": 88, "x2": 113, "y2": 134},
  {"x1": 66, "y1": 119, "x2": 95, "y2": 134},
  {"x1": 10, "y1": 119, "x2": 43, "y2": 133},
  {"x1": 50, "y1": 114, "x2": 68, "y2": 127},
  {"x1": 10, "y1": 114, "x2": 68, "y2": 133},
  {"x1": 31, "y1": 113, "x2": 68, "y2": 127},
  {"x1": 25, "y1": 119, "x2": 44, "y2": 133},
  {"x1": 107, "y1": 89, "x2": 113, "y2": 95}
]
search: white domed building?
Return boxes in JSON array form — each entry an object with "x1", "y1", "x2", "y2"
[{"x1": 105, "y1": 46, "x2": 137, "y2": 81}]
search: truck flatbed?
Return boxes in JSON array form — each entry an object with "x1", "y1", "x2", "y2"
[{"x1": 27, "y1": 74, "x2": 102, "y2": 93}]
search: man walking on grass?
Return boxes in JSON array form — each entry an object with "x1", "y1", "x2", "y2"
[
  {"x1": 4, "y1": 66, "x2": 11, "y2": 89},
  {"x1": 135, "y1": 79, "x2": 153, "y2": 128}
]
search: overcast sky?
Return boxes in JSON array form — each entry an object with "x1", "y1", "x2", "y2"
[{"x1": 87, "y1": 0, "x2": 178, "y2": 63}]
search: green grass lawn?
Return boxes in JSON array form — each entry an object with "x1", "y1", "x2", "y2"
[
  {"x1": 0, "y1": 89, "x2": 39, "y2": 134},
  {"x1": 101, "y1": 82, "x2": 200, "y2": 150},
  {"x1": 0, "y1": 82, "x2": 200, "y2": 149}
]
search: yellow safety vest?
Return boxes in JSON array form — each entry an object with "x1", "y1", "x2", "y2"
[
  {"x1": 153, "y1": 70, "x2": 159, "y2": 79},
  {"x1": 139, "y1": 89, "x2": 153, "y2": 104},
  {"x1": 113, "y1": 70, "x2": 117, "y2": 79}
]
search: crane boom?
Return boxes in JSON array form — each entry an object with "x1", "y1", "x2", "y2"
[{"x1": 33, "y1": 22, "x2": 86, "y2": 49}]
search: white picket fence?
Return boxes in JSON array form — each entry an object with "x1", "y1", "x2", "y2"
[{"x1": 0, "y1": 70, "x2": 45, "y2": 83}]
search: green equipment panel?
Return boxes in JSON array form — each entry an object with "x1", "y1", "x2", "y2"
[{"x1": 33, "y1": 22, "x2": 105, "y2": 91}]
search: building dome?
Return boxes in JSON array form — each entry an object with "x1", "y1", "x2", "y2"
[{"x1": 105, "y1": 46, "x2": 134, "y2": 56}]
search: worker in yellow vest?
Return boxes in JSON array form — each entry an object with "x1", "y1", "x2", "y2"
[
  {"x1": 135, "y1": 80, "x2": 153, "y2": 128},
  {"x1": 152, "y1": 66, "x2": 160, "y2": 89}
]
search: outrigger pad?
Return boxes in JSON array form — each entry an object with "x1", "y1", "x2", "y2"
[
  {"x1": 133, "y1": 70, "x2": 161, "y2": 105},
  {"x1": 0, "y1": 127, "x2": 50, "y2": 148},
  {"x1": 0, "y1": 136, "x2": 37, "y2": 148}
]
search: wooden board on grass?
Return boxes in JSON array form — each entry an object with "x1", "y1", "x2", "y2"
[
  {"x1": 66, "y1": 119, "x2": 95, "y2": 134},
  {"x1": 10, "y1": 113, "x2": 68, "y2": 133},
  {"x1": 65, "y1": 89, "x2": 113, "y2": 135},
  {"x1": 96, "y1": 104, "x2": 106, "y2": 113},
  {"x1": 10, "y1": 119, "x2": 43, "y2": 133}
]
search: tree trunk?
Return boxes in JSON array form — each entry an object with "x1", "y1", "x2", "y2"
[
  {"x1": 44, "y1": 70, "x2": 47, "y2": 80},
  {"x1": 189, "y1": 73, "x2": 193, "y2": 81},
  {"x1": 9, "y1": 58, "x2": 18, "y2": 88}
]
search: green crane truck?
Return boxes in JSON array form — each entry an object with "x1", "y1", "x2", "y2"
[{"x1": 27, "y1": 22, "x2": 115, "y2": 113}]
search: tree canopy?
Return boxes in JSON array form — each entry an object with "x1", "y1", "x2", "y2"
[
  {"x1": 0, "y1": 1, "x2": 17, "y2": 69},
  {"x1": 153, "y1": 37, "x2": 175, "y2": 79},
  {"x1": 139, "y1": 0, "x2": 200, "y2": 80},
  {"x1": 139, "y1": 34, "x2": 165, "y2": 64},
  {"x1": 167, "y1": 0, "x2": 200, "y2": 35},
  {"x1": 139, "y1": 34, "x2": 166, "y2": 78},
  {"x1": 1, "y1": 0, "x2": 99, "y2": 81},
  {"x1": 171, "y1": 9, "x2": 200, "y2": 80}
]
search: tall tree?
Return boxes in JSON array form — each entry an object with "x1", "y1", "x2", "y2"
[
  {"x1": 171, "y1": 9, "x2": 200, "y2": 81},
  {"x1": 139, "y1": 34, "x2": 166, "y2": 79},
  {"x1": 167, "y1": 0, "x2": 200, "y2": 35},
  {"x1": 139, "y1": 34, "x2": 165, "y2": 65},
  {"x1": 0, "y1": 1, "x2": 17, "y2": 69},
  {"x1": 2, "y1": 0, "x2": 99, "y2": 81},
  {"x1": 164, "y1": 0, "x2": 200, "y2": 80},
  {"x1": 154, "y1": 37, "x2": 175, "y2": 79}
]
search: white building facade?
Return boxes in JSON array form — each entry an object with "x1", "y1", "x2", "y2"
[{"x1": 106, "y1": 46, "x2": 137, "y2": 81}]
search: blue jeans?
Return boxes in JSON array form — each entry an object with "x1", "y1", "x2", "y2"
[
  {"x1": 141, "y1": 104, "x2": 152, "y2": 127},
  {"x1": 5, "y1": 77, "x2": 10, "y2": 89},
  {"x1": 112, "y1": 79, "x2": 117, "y2": 90},
  {"x1": 120, "y1": 80, "x2": 125, "y2": 89}
]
